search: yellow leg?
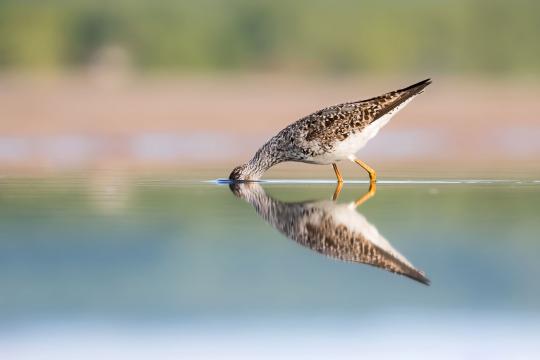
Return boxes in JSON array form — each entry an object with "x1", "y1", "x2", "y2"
[
  {"x1": 332, "y1": 163, "x2": 344, "y2": 183},
  {"x1": 353, "y1": 181, "x2": 377, "y2": 207},
  {"x1": 332, "y1": 181, "x2": 343, "y2": 201},
  {"x1": 353, "y1": 159, "x2": 377, "y2": 182}
]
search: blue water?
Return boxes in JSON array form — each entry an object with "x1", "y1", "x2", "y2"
[{"x1": 1, "y1": 174, "x2": 539, "y2": 359}]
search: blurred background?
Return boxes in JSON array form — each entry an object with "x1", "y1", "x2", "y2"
[{"x1": 0, "y1": 0, "x2": 539, "y2": 177}]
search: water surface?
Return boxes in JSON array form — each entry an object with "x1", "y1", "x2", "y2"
[{"x1": 1, "y1": 174, "x2": 539, "y2": 359}]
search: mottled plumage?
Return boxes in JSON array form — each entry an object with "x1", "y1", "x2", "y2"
[
  {"x1": 229, "y1": 79, "x2": 431, "y2": 181},
  {"x1": 230, "y1": 183, "x2": 430, "y2": 285}
]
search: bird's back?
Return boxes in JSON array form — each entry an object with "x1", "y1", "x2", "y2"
[{"x1": 269, "y1": 79, "x2": 431, "y2": 163}]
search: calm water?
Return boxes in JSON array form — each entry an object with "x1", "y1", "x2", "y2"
[{"x1": 1, "y1": 174, "x2": 539, "y2": 359}]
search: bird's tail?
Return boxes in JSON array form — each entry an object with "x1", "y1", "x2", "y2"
[
  {"x1": 358, "y1": 78, "x2": 432, "y2": 124},
  {"x1": 395, "y1": 78, "x2": 432, "y2": 97}
]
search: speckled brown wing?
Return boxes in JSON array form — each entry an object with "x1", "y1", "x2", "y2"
[
  {"x1": 304, "y1": 78, "x2": 431, "y2": 142},
  {"x1": 304, "y1": 102, "x2": 365, "y2": 142}
]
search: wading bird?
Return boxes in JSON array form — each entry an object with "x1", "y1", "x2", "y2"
[{"x1": 229, "y1": 79, "x2": 431, "y2": 182}]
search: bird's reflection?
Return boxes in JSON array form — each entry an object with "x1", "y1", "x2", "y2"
[{"x1": 230, "y1": 183, "x2": 429, "y2": 285}]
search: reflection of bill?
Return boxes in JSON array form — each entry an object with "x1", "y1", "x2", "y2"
[{"x1": 230, "y1": 183, "x2": 429, "y2": 285}]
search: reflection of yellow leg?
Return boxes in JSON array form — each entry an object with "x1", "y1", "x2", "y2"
[
  {"x1": 353, "y1": 159, "x2": 377, "y2": 182},
  {"x1": 332, "y1": 181, "x2": 343, "y2": 201},
  {"x1": 353, "y1": 182, "x2": 376, "y2": 207},
  {"x1": 332, "y1": 163, "x2": 344, "y2": 183}
]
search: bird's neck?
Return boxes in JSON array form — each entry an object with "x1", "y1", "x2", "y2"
[{"x1": 245, "y1": 142, "x2": 281, "y2": 179}]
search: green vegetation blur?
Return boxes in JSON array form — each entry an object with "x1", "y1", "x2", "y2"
[{"x1": 0, "y1": 0, "x2": 539, "y2": 74}]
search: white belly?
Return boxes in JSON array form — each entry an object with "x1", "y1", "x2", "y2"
[{"x1": 309, "y1": 97, "x2": 413, "y2": 164}]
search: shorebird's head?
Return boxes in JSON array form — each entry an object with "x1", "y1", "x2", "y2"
[{"x1": 229, "y1": 163, "x2": 261, "y2": 181}]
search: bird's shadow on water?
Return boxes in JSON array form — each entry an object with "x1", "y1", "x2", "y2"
[{"x1": 227, "y1": 181, "x2": 430, "y2": 285}]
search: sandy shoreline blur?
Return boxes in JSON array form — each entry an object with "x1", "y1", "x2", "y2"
[{"x1": 1, "y1": 73, "x2": 539, "y2": 175}]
